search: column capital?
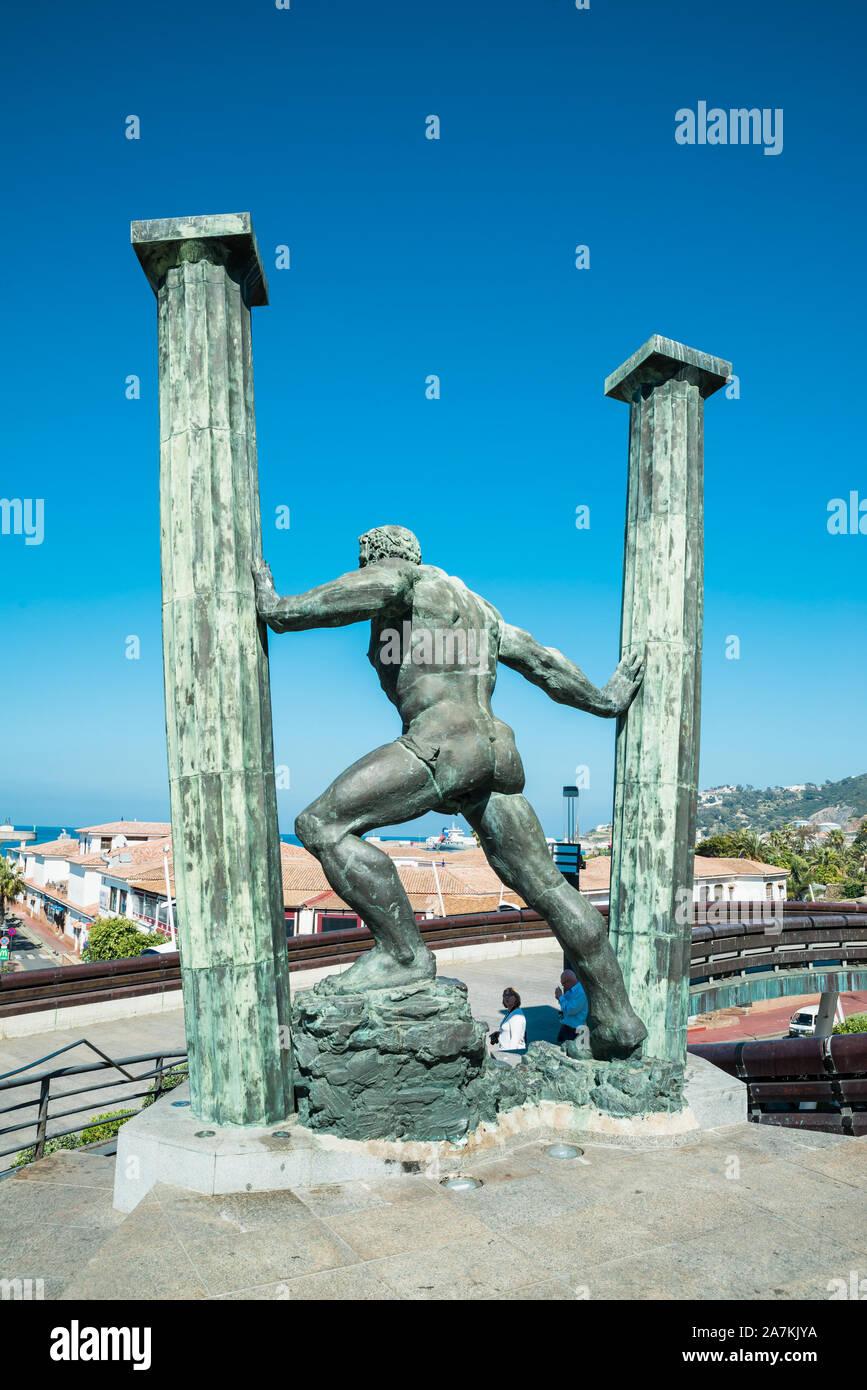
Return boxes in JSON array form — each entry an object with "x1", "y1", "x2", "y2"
[
  {"x1": 605, "y1": 334, "x2": 731, "y2": 403},
  {"x1": 131, "y1": 211, "x2": 268, "y2": 307}
]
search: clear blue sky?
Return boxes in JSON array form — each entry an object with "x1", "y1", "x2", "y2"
[{"x1": 2, "y1": 0, "x2": 864, "y2": 837}]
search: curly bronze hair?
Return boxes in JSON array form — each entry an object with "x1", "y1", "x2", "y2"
[{"x1": 358, "y1": 525, "x2": 421, "y2": 567}]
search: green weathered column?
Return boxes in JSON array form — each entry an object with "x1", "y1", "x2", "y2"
[
  {"x1": 605, "y1": 335, "x2": 731, "y2": 1066},
  {"x1": 132, "y1": 213, "x2": 292, "y2": 1126}
]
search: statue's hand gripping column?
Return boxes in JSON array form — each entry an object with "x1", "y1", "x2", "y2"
[{"x1": 132, "y1": 214, "x2": 292, "y2": 1126}]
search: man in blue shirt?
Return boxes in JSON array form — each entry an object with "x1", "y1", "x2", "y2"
[{"x1": 555, "y1": 970, "x2": 589, "y2": 1045}]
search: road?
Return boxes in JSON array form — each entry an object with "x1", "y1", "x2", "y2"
[{"x1": 1, "y1": 915, "x2": 67, "y2": 971}]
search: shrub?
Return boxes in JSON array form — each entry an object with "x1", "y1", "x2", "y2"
[
  {"x1": 81, "y1": 916, "x2": 156, "y2": 962},
  {"x1": 839, "y1": 880, "x2": 866, "y2": 901},
  {"x1": 79, "y1": 1109, "x2": 137, "y2": 1143},
  {"x1": 832, "y1": 1013, "x2": 867, "y2": 1035}
]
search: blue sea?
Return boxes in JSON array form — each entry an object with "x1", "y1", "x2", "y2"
[{"x1": 1, "y1": 825, "x2": 426, "y2": 853}]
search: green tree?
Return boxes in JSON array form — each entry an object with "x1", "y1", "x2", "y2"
[
  {"x1": 695, "y1": 833, "x2": 742, "y2": 858},
  {"x1": 0, "y1": 856, "x2": 25, "y2": 928},
  {"x1": 81, "y1": 916, "x2": 157, "y2": 962}
]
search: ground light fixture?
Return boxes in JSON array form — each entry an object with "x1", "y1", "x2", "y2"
[
  {"x1": 441, "y1": 1176, "x2": 483, "y2": 1191},
  {"x1": 546, "y1": 1143, "x2": 583, "y2": 1159}
]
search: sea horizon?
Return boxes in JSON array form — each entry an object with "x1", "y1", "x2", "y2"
[{"x1": 0, "y1": 824, "x2": 434, "y2": 853}]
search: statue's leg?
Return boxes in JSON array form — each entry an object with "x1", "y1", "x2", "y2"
[
  {"x1": 463, "y1": 791, "x2": 647, "y2": 1060},
  {"x1": 296, "y1": 740, "x2": 442, "y2": 994}
]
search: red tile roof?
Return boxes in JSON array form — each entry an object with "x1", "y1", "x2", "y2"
[{"x1": 21, "y1": 838, "x2": 80, "y2": 857}]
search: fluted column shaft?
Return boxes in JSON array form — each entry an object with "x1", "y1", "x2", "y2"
[
  {"x1": 132, "y1": 213, "x2": 292, "y2": 1125},
  {"x1": 605, "y1": 336, "x2": 730, "y2": 1065}
]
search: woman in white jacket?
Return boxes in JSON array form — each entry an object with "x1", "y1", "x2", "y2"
[{"x1": 489, "y1": 988, "x2": 527, "y2": 1067}]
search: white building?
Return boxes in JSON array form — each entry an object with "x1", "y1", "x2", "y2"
[{"x1": 577, "y1": 854, "x2": 788, "y2": 909}]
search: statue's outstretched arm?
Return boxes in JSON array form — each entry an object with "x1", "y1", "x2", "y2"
[
  {"x1": 253, "y1": 560, "x2": 415, "y2": 633},
  {"x1": 499, "y1": 622, "x2": 644, "y2": 717}
]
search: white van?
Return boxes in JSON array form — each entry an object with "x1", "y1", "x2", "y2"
[{"x1": 789, "y1": 1004, "x2": 820, "y2": 1037}]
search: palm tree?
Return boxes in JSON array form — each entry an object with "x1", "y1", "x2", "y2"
[
  {"x1": 0, "y1": 855, "x2": 25, "y2": 928},
  {"x1": 785, "y1": 853, "x2": 815, "y2": 901},
  {"x1": 732, "y1": 829, "x2": 768, "y2": 861}
]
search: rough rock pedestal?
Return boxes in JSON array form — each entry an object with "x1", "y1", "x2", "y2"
[{"x1": 292, "y1": 978, "x2": 488, "y2": 1143}]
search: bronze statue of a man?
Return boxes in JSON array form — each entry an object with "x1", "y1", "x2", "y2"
[{"x1": 254, "y1": 524, "x2": 647, "y2": 1059}]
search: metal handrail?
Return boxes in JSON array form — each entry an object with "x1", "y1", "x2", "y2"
[{"x1": 0, "y1": 1044, "x2": 188, "y2": 1172}]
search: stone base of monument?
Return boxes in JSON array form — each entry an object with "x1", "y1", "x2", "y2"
[
  {"x1": 114, "y1": 976, "x2": 706, "y2": 1213},
  {"x1": 292, "y1": 976, "x2": 691, "y2": 1143}
]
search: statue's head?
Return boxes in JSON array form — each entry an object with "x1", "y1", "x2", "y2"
[{"x1": 358, "y1": 525, "x2": 422, "y2": 568}]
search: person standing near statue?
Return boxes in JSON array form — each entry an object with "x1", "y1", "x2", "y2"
[
  {"x1": 555, "y1": 970, "x2": 590, "y2": 1047},
  {"x1": 489, "y1": 987, "x2": 527, "y2": 1066}
]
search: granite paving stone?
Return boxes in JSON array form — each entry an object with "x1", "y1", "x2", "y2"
[
  {"x1": 9, "y1": 1150, "x2": 116, "y2": 1189},
  {"x1": 153, "y1": 1182, "x2": 315, "y2": 1241},
  {"x1": 679, "y1": 1210, "x2": 867, "y2": 1299},
  {"x1": 0, "y1": 1177, "x2": 125, "y2": 1232},
  {"x1": 792, "y1": 1139, "x2": 867, "y2": 1190},
  {"x1": 501, "y1": 1280, "x2": 580, "y2": 1300},
  {"x1": 180, "y1": 1218, "x2": 360, "y2": 1296},
  {"x1": 61, "y1": 1235, "x2": 208, "y2": 1300},
  {"x1": 369, "y1": 1231, "x2": 552, "y2": 1299},
  {"x1": 440, "y1": 1170, "x2": 591, "y2": 1228},
  {"x1": 212, "y1": 1265, "x2": 400, "y2": 1300},
  {"x1": 503, "y1": 1202, "x2": 660, "y2": 1276},
  {"x1": 329, "y1": 1195, "x2": 492, "y2": 1261}
]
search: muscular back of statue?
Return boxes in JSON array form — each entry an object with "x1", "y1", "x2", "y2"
[
  {"x1": 369, "y1": 564, "x2": 524, "y2": 809},
  {"x1": 254, "y1": 523, "x2": 648, "y2": 1060}
]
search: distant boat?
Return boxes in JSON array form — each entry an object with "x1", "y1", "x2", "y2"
[
  {"x1": 0, "y1": 820, "x2": 13, "y2": 835},
  {"x1": 424, "y1": 822, "x2": 477, "y2": 851}
]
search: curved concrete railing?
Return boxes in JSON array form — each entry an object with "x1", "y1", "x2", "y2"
[{"x1": 688, "y1": 901, "x2": 867, "y2": 1013}]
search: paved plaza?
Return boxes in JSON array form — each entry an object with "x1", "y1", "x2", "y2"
[{"x1": 1, "y1": 1121, "x2": 865, "y2": 1301}]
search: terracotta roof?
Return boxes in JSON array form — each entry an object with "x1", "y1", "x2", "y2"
[
  {"x1": 126, "y1": 875, "x2": 173, "y2": 895},
  {"x1": 368, "y1": 840, "x2": 491, "y2": 868},
  {"x1": 292, "y1": 890, "x2": 526, "y2": 918},
  {"x1": 75, "y1": 838, "x2": 172, "y2": 874},
  {"x1": 21, "y1": 838, "x2": 80, "y2": 857},
  {"x1": 412, "y1": 892, "x2": 526, "y2": 916},
  {"x1": 693, "y1": 856, "x2": 789, "y2": 878}
]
